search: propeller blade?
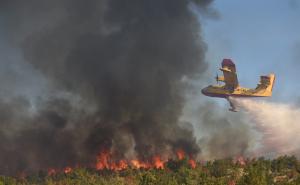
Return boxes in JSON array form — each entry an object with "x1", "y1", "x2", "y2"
[{"x1": 215, "y1": 73, "x2": 219, "y2": 84}]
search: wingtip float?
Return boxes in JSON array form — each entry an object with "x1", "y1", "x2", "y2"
[{"x1": 201, "y1": 59, "x2": 275, "y2": 112}]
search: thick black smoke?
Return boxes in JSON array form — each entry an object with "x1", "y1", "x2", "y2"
[{"x1": 0, "y1": 0, "x2": 213, "y2": 174}]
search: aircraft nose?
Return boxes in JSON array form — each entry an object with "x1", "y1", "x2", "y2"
[{"x1": 201, "y1": 88, "x2": 207, "y2": 95}]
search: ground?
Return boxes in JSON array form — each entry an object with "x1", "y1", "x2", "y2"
[{"x1": 1, "y1": 156, "x2": 300, "y2": 185}]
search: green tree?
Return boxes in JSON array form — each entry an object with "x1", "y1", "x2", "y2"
[
  {"x1": 139, "y1": 171, "x2": 157, "y2": 185},
  {"x1": 0, "y1": 176, "x2": 17, "y2": 185},
  {"x1": 238, "y1": 161, "x2": 271, "y2": 185}
]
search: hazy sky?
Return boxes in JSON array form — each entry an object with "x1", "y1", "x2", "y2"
[{"x1": 203, "y1": 0, "x2": 300, "y2": 103}]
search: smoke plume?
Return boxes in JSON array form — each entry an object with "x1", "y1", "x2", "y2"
[
  {"x1": 0, "y1": 0, "x2": 214, "y2": 174},
  {"x1": 190, "y1": 100, "x2": 253, "y2": 160},
  {"x1": 233, "y1": 98, "x2": 300, "y2": 157}
]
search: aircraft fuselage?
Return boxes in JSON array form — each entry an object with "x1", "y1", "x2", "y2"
[{"x1": 201, "y1": 85, "x2": 272, "y2": 98}]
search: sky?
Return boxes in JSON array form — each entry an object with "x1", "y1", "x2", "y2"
[{"x1": 202, "y1": 0, "x2": 300, "y2": 103}]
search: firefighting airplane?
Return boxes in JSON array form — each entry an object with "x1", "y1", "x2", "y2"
[{"x1": 201, "y1": 59, "x2": 275, "y2": 112}]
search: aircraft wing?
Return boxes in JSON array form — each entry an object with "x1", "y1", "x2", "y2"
[{"x1": 220, "y1": 59, "x2": 239, "y2": 90}]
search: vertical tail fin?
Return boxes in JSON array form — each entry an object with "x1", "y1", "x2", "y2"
[
  {"x1": 255, "y1": 73, "x2": 275, "y2": 96},
  {"x1": 266, "y1": 73, "x2": 275, "y2": 93}
]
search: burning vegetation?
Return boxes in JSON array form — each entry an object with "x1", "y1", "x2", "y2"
[
  {"x1": 45, "y1": 149, "x2": 196, "y2": 176},
  {"x1": 95, "y1": 149, "x2": 197, "y2": 171},
  {"x1": 1, "y1": 156, "x2": 300, "y2": 185}
]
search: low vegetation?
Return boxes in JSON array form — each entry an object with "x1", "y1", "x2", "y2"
[{"x1": 1, "y1": 156, "x2": 300, "y2": 185}]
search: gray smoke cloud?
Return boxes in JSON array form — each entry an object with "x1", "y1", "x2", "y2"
[
  {"x1": 197, "y1": 102, "x2": 253, "y2": 159},
  {"x1": 0, "y1": 0, "x2": 216, "y2": 174},
  {"x1": 181, "y1": 95, "x2": 254, "y2": 160}
]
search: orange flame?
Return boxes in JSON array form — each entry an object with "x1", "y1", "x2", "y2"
[
  {"x1": 42, "y1": 148, "x2": 198, "y2": 176},
  {"x1": 176, "y1": 149, "x2": 185, "y2": 160},
  {"x1": 116, "y1": 160, "x2": 128, "y2": 170},
  {"x1": 188, "y1": 159, "x2": 196, "y2": 169},
  {"x1": 64, "y1": 167, "x2": 72, "y2": 174},
  {"x1": 130, "y1": 159, "x2": 150, "y2": 169},
  {"x1": 96, "y1": 150, "x2": 111, "y2": 170},
  {"x1": 48, "y1": 168, "x2": 56, "y2": 176},
  {"x1": 153, "y1": 156, "x2": 164, "y2": 169},
  {"x1": 94, "y1": 148, "x2": 197, "y2": 171},
  {"x1": 234, "y1": 156, "x2": 246, "y2": 166}
]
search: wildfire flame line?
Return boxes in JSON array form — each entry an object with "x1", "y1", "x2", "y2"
[
  {"x1": 47, "y1": 149, "x2": 196, "y2": 176},
  {"x1": 95, "y1": 149, "x2": 196, "y2": 171}
]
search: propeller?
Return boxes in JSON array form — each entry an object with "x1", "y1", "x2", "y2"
[{"x1": 215, "y1": 72, "x2": 219, "y2": 84}]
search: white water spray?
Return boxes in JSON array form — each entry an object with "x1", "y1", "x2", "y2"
[{"x1": 231, "y1": 97, "x2": 300, "y2": 157}]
